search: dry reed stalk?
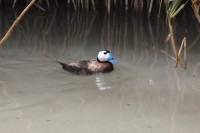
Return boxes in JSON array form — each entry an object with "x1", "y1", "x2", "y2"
[
  {"x1": 164, "y1": 33, "x2": 187, "y2": 69},
  {"x1": 34, "y1": 3, "x2": 46, "y2": 12},
  {"x1": 12, "y1": 0, "x2": 17, "y2": 8},
  {"x1": 91, "y1": 0, "x2": 96, "y2": 10},
  {"x1": 72, "y1": 0, "x2": 77, "y2": 10},
  {"x1": 27, "y1": 0, "x2": 46, "y2": 11},
  {"x1": 148, "y1": 0, "x2": 154, "y2": 17},
  {"x1": 158, "y1": 0, "x2": 163, "y2": 17},
  {"x1": 178, "y1": 37, "x2": 187, "y2": 69},
  {"x1": 164, "y1": 36, "x2": 187, "y2": 69},
  {"x1": 160, "y1": 50, "x2": 176, "y2": 60},
  {"x1": 27, "y1": 0, "x2": 46, "y2": 12},
  {"x1": 164, "y1": 0, "x2": 189, "y2": 69},
  {"x1": 165, "y1": 33, "x2": 171, "y2": 43},
  {"x1": 168, "y1": 23, "x2": 180, "y2": 68},
  {"x1": 192, "y1": 2, "x2": 200, "y2": 23},
  {"x1": 178, "y1": 37, "x2": 186, "y2": 57},
  {"x1": 0, "y1": 0, "x2": 36, "y2": 46},
  {"x1": 184, "y1": 38, "x2": 187, "y2": 69}
]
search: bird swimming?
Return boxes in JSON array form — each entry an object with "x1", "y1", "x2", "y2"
[{"x1": 42, "y1": 50, "x2": 118, "y2": 75}]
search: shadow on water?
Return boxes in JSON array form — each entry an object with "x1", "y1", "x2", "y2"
[{"x1": 0, "y1": 7, "x2": 200, "y2": 133}]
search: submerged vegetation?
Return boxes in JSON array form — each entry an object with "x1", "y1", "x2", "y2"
[{"x1": 0, "y1": 0, "x2": 199, "y2": 69}]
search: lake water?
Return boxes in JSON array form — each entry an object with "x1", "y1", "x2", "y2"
[{"x1": 0, "y1": 8, "x2": 200, "y2": 133}]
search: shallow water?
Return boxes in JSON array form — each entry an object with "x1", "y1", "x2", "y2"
[{"x1": 0, "y1": 9, "x2": 200, "y2": 133}]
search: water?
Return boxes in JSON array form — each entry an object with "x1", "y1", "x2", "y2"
[{"x1": 0, "y1": 8, "x2": 200, "y2": 133}]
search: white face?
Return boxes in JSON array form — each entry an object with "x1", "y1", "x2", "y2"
[{"x1": 97, "y1": 51, "x2": 110, "y2": 62}]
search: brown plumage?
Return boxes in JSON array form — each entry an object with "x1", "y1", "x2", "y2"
[{"x1": 42, "y1": 54, "x2": 114, "y2": 75}]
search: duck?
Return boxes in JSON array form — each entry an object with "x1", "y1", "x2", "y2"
[{"x1": 42, "y1": 50, "x2": 118, "y2": 75}]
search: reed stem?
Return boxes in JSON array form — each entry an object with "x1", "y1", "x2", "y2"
[
  {"x1": 0, "y1": 0, "x2": 36, "y2": 46},
  {"x1": 184, "y1": 38, "x2": 187, "y2": 69},
  {"x1": 192, "y1": 2, "x2": 200, "y2": 23},
  {"x1": 72, "y1": 0, "x2": 77, "y2": 10},
  {"x1": 167, "y1": 17, "x2": 180, "y2": 69},
  {"x1": 148, "y1": 0, "x2": 154, "y2": 17},
  {"x1": 91, "y1": 0, "x2": 96, "y2": 10}
]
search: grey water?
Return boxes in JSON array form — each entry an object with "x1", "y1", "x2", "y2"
[{"x1": 0, "y1": 9, "x2": 200, "y2": 133}]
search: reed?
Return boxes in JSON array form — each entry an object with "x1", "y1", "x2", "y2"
[
  {"x1": 1, "y1": 0, "x2": 199, "y2": 20},
  {"x1": 158, "y1": 0, "x2": 163, "y2": 17},
  {"x1": 192, "y1": 0, "x2": 200, "y2": 23},
  {"x1": 0, "y1": 0, "x2": 36, "y2": 46},
  {"x1": 148, "y1": 0, "x2": 154, "y2": 17},
  {"x1": 164, "y1": 0, "x2": 189, "y2": 69}
]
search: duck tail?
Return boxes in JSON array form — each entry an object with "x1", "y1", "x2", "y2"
[{"x1": 41, "y1": 54, "x2": 65, "y2": 66}]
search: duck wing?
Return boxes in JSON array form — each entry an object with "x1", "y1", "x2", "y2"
[{"x1": 65, "y1": 60, "x2": 92, "y2": 74}]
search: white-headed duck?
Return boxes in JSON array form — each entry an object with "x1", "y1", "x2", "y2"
[{"x1": 42, "y1": 50, "x2": 118, "y2": 75}]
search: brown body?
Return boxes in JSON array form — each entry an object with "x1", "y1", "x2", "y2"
[
  {"x1": 42, "y1": 54, "x2": 114, "y2": 75},
  {"x1": 62, "y1": 60, "x2": 114, "y2": 75}
]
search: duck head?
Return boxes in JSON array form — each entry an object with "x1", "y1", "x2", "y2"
[{"x1": 97, "y1": 50, "x2": 118, "y2": 63}]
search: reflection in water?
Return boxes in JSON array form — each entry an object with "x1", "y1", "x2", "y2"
[
  {"x1": 0, "y1": 8, "x2": 199, "y2": 58},
  {"x1": 95, "y1": 74, "x2": 113, "y2": 90}
]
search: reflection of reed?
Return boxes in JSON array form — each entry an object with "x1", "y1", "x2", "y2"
[
  {"x1": 165, "y1": 66, "x2": 188, "y2": 133},
  {"x1": 62, "y1": 11, "x2": 97, "y2": 57},
  {"x1": 100, "y1": 11, "x2": 166, "y2": 60},
  {"x1": 0, "y1": 9, "x2": 98, "y2": 56},
  {"x1": 0, "y1": 7, "x2": 199, "y2": 61}
]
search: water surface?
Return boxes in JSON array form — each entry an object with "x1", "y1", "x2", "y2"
[{"x1": 0, "y1": 9, "x2": 200, "y2": 133}]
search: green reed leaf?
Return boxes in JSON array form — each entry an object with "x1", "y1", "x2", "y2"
[
  {"x1": 170, "y1": 4, "x2": 185, "y2": 18},
  {"x1": 170, "y1": 0, "x2": 182, "y2": 15}
]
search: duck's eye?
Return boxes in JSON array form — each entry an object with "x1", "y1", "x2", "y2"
[{"x1": 104, "y1": 52, "x2": 107, "y2": 55}]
